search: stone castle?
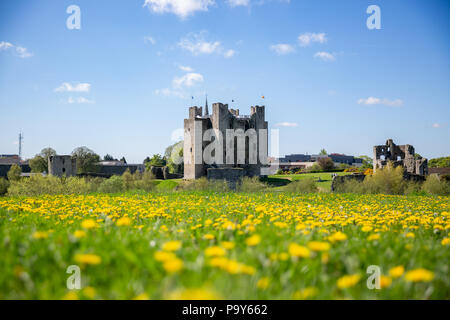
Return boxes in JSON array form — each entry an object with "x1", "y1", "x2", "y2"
[
  {"x1": 373, "y1": 139, "x2": 428, "y2": 176},
  {"x1": 184, "y1": 99, "x2": 268, "y2": 180}
]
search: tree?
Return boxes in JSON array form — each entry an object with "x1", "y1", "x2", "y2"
[
  {"x1": 40, "y1": 147, "x2": 57, "y2": 161},
  {"x1": 29, "y1": 155, "x2": 47, "y2": 173},
  {"x1": 71, "y1": 146, "x2": 100, "y2": 174},
  {"x1": 120, "y1": 157, "x2": 127, "y2": 164},
  {"x1": 165, "y1": 141, "x2": 184, "y2": 174},
  {"x1": 317, "y1": 157, "x2": 335, "y2": 171},
  {"x1": 103, "y1": 154, "x2": 116, "y2": 161},
  {"x1": 319, "y1": 149, "x2": 328, "y2": 156},
  {"x1": 7, "y1": 164, "x2": 22, "y2": 181},
  {"x1": 29, "y1": 147, "x2": 56, "y2": 173},
  {"x1": 145, "y1": 154, "x2": 166, "y2": 170},
  {"x1": 358, "y1": 155, "x2": 373, "y2": 170},
  {"x1": 429, "y1": 157, "x2": 450, "y2": 168}
]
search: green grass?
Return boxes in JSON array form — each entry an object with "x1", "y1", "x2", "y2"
[
  {"x1": 268, "y1": 172, "x2": 352, "y2": 191},
  {"x1": 0, "y1": 191, "x2": 448, "y2": 300}
]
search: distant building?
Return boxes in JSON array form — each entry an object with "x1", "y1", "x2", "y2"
[
  {"x1": 277, "y1": 153, "x2": 363, "y2": 170},
  {"x1": 0, "y1": 154, "x2": 21, "y2": 165}
]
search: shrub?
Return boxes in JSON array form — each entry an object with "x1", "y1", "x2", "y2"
[
  {"x1": 422, "y1": 174, "x2": 450, "y2": 196},
  {"x1": 334, "y1": 179, "x2": 366, "y2": 194},
  {"x1": 182, "y1": 177, "x2": 229, "y2": 192},
  {"x1": 363, "y1": 162, "x2": 407, "y2": 195},
  {"x1": 7, "y1": 164, "x2": 22, "y2": 181},
  {"x1": 318, "y1": 157, "x2": 335, "y2": 171},
  {"x1": 8, "y1": 175, "x2": 65, "y2": 196},
  {"x1": 285, "y1": 178, "x2": 318, "y2": 194},
  {"x1": 0, "y1": 178, "x2": 9, "y2": 196},
  {"x1": 133, "y1": 171, "x2": 156, "y2": 192},
  {"x1": 98, "y1": 175, "x2": 125, "y2": 193},
  {"x1": 237, "y1": 177, "x2": 267, "y2": 192}
]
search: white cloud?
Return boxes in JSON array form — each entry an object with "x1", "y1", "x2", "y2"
[
  {"x1": 314, "y1": 51, "x2": 335, "y2": 62},
  {"x1": 298, "y1": 32, "x2": 327, "y2": 47},
  {"x1": 0, "y1": 41, "x2": 33, "y2": 58},
  {"x1": 179, "y1": 65, "x2": 194, "y2": 72},
  {"x1": 223, "y1": 49, "x2": 235, "y2": 58},
  {"x1": 67, "y1": 96, "x2": 95, "y2": 104},
  {"x1": 55, "y1": 82, "x2": 91, "y2": 93},
  {"x1": 178, "y1": 32, "x2": 235, "y2": 58},
  {"x1": 155, "y1": 88, "x2": 185, "y2": 98},
  {"x1": 227, "y1": 0, "x2": 250, "y2": 7},
  {"x1": 143, "y1": 0, "x2": 214, "y2": 19},
  {"x1": 432, "y1": 123, "x2": 441, "y2": 128},
  {"x1": 270, "y1": 43, "x2": 295, "y2": 55},
  {"x1": 357, "y1": 97, "x2": 403, "y2": 107},
  {"x1": 275, "y1": 122, "x2": 298, "y2": 127},
  {"x1": 0, "y1": 41, "x2": 13, "y2": 50},
  {"x1": 144, "y1": 36, "x2": 156, "y2": 45},
  {"x1": 173, "y1": 72, "x2": 204, "y2": 88}
]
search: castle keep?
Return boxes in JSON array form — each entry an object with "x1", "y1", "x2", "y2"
[{"x1": 184, "y1": 100, "x2": 268, "y2": 180}]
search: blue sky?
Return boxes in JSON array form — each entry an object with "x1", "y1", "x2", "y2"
[{"x1": 0, "y1": 0, "x2": 449, "y2": 163}]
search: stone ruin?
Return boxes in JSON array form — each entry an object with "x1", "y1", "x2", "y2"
[
  {"x1": 373, "y1": 139, "x2": 428, "y2": 176},
  {"x1": 332, "y1": 139, "x2": 428, "y2": 192},
  {"x1": 48, "y1": 155, "x2": 77, "y2": 177}
]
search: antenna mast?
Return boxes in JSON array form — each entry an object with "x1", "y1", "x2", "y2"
[{"x1": 18, "y1": 133, "x2": 23, "y2": 159}]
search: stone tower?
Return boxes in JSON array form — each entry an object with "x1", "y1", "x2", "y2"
[
  {"x1": 48, "y1": 155, "x2": 77, "y2": 177},
  {"x1": 184, "y1": 102, "x2": 268, "y2": 180}
]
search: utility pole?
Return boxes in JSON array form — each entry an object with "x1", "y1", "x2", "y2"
[{"x1": 18, "y1": 133, "x2": 23, "y2": 160}]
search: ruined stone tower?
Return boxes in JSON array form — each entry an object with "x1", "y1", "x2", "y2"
[
  {"x1": 184, "y1": 102, "x2": 268, "y2": 180},
  {"x1": 48, "y1": 155, "x2": 77, "y2": 177},
  {"x1": 373, "y1": 139, "x2": 428, "y2": 176}
]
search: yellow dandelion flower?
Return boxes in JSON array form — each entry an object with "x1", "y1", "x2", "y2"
[
  {"x1": 154, "y1": 251, "x2": 176, "y2": 262},
  {"x1": 405, "y1": 268, "x2": 434, "y2": 282},
  {"x1": 405, "y1": 232, "x2": 415, "y2": 238},
  {"x1": 163, "y1": 258, "x2": 183, "y2": 273},
  {"x1": 293, "y1": 287, "x2": 318, "y2": 300},
  {"x1": 389, "y1": 266, "x2": 405, "y2": 278},
  {"x1": 205, "y1": 246, "x2": 226, "y2": 257},
  {"x1": 74, "y1": 253, "x2": 102, "y2": 265},
  {"x1": 133, "y1": 293, "x2": 150, "y2": 300},
  {"x1": 203, "y1": 234, "x2": 215, "y2": 240},
  {"x1": 221, "y1": 241, "x2": 235, "y2": 249},
  {"x1": 162, "y1": 240, "x2": 181, "y2": 251},
  {"x1": 441, "y1": 238, "x2": 450, "y2": 246},
  {"x1": 82, "y1": 287, "x2": 96, "y2": 299},
  {"x1": 167, "y1": 288, "x2": 221, "y2": 300},
  {"x1": 62, "y1": 291, "x2": 79, "y2": 300},
  {"x1": 337, "y1": 274, "x2": 361, "y2": 289},
  {"x1": 32, "y1": 231, "x2": 49, "y2": 239},
  {"x1": 81, "y1": 219, "x2": 98, "y2": 229},
  {"x1": 288, "y1": 243, "x2": 311, "y2": 258},
  {"x1": 307, "y1": 241, "x2": 330, "y2": 252},
  {"x1": 367, "y1": 233, "x2": 380, "y2": 241},
  {"x1": 73, "y1": 230, "x2": 86, "y2": 239},
  {"x1": 256, "y1": 277, "x2": 270, "y2": 289},
  {"x1": 245, "y1": 234, "x2": 261, "y2": 246},
  {"x1": 380, "y1": 276, "x2": 392, "y2": 288},
  {"x1": 116, "y1": 216, "x2": 131, "y2": 226},
  {"x1": 329, "y1": 231, "x2": 347, "y2": 242}
]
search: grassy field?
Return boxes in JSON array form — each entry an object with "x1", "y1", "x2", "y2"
[
  {"x1": 0, "y1": 191, "x2": 448, "y2": 300},
  {"x1": 267, "y1": 172, "x2": 352, "y2": 191}
]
